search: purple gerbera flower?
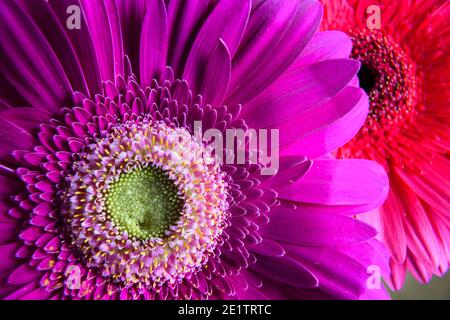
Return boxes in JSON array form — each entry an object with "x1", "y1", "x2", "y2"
[{"x1": 0, "y1": 0, "x2": 389, "y2": 300}]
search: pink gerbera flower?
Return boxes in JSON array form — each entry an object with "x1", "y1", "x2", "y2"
[
  {"x1": 0, "y1": 0, "x2": 389, "y2": 299},
  {"x1": 321, "y1": 0, "x2": 450, "y2": 289}
]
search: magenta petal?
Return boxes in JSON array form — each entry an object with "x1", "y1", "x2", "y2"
[
  {"x1": 20, "y1": 286, "x2": 52, "y2": 300},
  {"x1": 104, "y1": 0, "x2": 125, "y2": 77},
  {"x1": 33, "y1": 203, "x2": 53, "y2": 217},
  {"x1": 290, "y1": 201, "x2": 387, "y2": 217},
  {"x1": 35, "y1": 233, "x2": 54, "y2": 249},
  {"x1": 116, "y1": 0, "x2": 146, "y2": 78},
  {"x1": 139, "y1": 0, "x2": 168, "y2": 85},
  {"x1": 227, "y1": 0, "x2": 322, "y2": 105},
  {"x1": 242, "y1": 59, "x2": 361, "y2": 128},
  {"x1": 229, "y1": 0, "x2": 299, "y2": 97},
  {"x1": 19, "y1": 226, "x2": 42, "y2": 242},
  {"x1": 7, "y1": 263, "x2": 40, "y2": 285},
  {"x1": 340, "y1": 239, "x2": 391, "y2": 278},
  {"x1": 285, "y1": 245, "x2": 366, "y2": 299},
  {"x1": 0, "y1": 117, "x2": 36, "y2": 161},
  {"x1": 183, "y1": 0, "x2": 251, "y2": 93},
  {"x1": 80, "y1": 0, "x2": 124, "y2": 82},
  {"x1": 50, "y1": 0, "x2": 102, "y2": 94},
  {"x1": 252, "y1": 254, "x2": 318, "y2": 288},
  {"x1": 281, "y1": 87, "x2": 369, "y2": 157},
  {"x1": 4, "y1": 282, "x2": 38, "y2": 300},
  {"x1": 1, "y1": 108, "x2": 52, "y2": 132},
  {"x1": 261, "y1": 209, "x2": 377, "y2": 246},
  {"x1": 0, "y1": 202, "x2": 16, "y2": 224},
  {"x1": 0, "y1": 223, "x2": 19, "y2": 244},
  {"x1": 249, "y1": 239, "x2": 285, "y2": 257},
  {"x1": 288, "y1": 30, "x2": 353, "y2": 71},
  {"x1": 0, "y1": 243, "x2": 20, "y2": 274},
  {"x1": 44, "y1": 236, "x2": 60, "y2": 253},
  {"x1": 359, "y1": 286, "x2": 390, "y2": 300},
  {"x1": 236, "y1": 285, "x2": 270, "y2": 299},
  {"x1": 0, "y1": 175, "x2": 21, "y2": 197},
  {"x1": 197, "y1": 39, "x2": 231, "y2": 107},
  {"x1": 279, "y1": 159, "x2": 389, "y2": 207},
  {"x1": 0, "y1": 104, "x2": 11, "y2": 111},
  {"x1": 0, "y1": 1, "x2": 73, "y2": 112},
  {"x1": 262, "y1": 156, "x2": 312, "y2": 189},
  {"x1": 166, "y1": 0, "x2": 209, "y2": 77},
  {"x1": 16, "y1": 0, "x2": 90, "y2": 95}
]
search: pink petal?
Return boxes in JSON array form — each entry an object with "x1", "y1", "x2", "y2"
[
  {"x1": 278, "y1": 159, "x2": 388, "y2": 207},
  {"x1": 139, "y1": 0, "x2": 168, "y2": 85}
]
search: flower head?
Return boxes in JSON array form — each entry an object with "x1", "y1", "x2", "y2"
[
  {"x1": 321, "y1": 0, "x2": 450, "y2": 289},
  {"x1": 0, "y1": 0, "x2": 389, "y2": 299}
]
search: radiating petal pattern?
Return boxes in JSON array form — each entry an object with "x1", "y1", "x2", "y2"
[{"x1": 0, "y1": 0, "x2": 390, "y2": 300}]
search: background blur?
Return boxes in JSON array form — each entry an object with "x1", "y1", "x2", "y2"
[{"x1": 390, "y1": 273, "x2": 450, "y2": 300}]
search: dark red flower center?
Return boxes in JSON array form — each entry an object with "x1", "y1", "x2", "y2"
[
  {"x1": 351, "y1": 29, "x2": 419, "y2": 135},
  {"x1": 338, "y1": 29, "x2": 421, "y2": 159}
]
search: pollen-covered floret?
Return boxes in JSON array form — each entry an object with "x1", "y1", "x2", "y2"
[{"x1": 62, "y1": 119, "x2": 229, "y2": 288}]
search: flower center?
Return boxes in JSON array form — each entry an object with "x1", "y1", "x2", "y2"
[
  {"x1": 62, "y1": 118, "x2": 229, "y2": 287},
  {"x1": 338, "y1": 29, "x2": 420, "y2": 159},
  {"x1": 351, "y1": 29, "x2": 418, "y2": 134},
  {"x1": 105, "y1": 166, "x2": 183, "y2": 240},
  {"x1": 357, "y1": 63, "x2": 378, "y2": 94}
]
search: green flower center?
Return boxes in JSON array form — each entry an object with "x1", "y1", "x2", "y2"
[{"x1": 105, "y1": 166, "x2": 184, "y2": 240}]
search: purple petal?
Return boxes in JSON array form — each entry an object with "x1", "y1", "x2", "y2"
[
  {"x1": 287, "y1": 30, "x2": 353, "y2": 71},
  {"x1": 166, "y1": 0, "x2": 209, "y2": 77},
  {"x1": 139, "y1": 0, "x2": 168, "y2": 85},
  {"x1": 0, "y1": 117, "x2": 36, "y2": 161},
  {"x1": 50, "y1": 0, "x2": 102, "y2": 94},
  {"x1": 197, "y1": 39, "x2": 231, "y2": 106},
  {"x1": 236, "y1": 286, "x2": 270, "y2": 299},
  {"x1": 0, "y1": 243, "x2": 20, "y2": 274},
  {"x1": 80, "y1": 0, "x2": 124, "y2": 82},
  {"x1": 280, "y1": 86, "x2": 369, "y2": 157},
  {"x1": 1, "y1": 108, "x2": 52, "y2": 132},
  {"x1": 4, "y1": 282, "x2": 38, "y2": 300},
  {"x1": 19, "y1": 286, "x2": 52, "y2": 300},
  {"x1": 0, "y1": 223, "x2": 20, "y2": 245},
  {"x1": 251, "y1": 254, "x2": 318, "y2": 288},
  {"x1": 7, "y1": 263, "x2": 40, "y2": 285},
  {"x1": 278, "y1": 159, "x2": 389, "y2": 207},
  {"x1": 19, "y1": 226, "x2": 42, "y2": 242},
  {"x1": 261, "y1": 209, "x2": 378, "y2": 246},
  {"x1": 262, "y1": 156, "x2": 312, "y2": 188},
  {"x1": 226, "y1": 0, "x2": 322, "y2": 105},
  {"x1": 249, "y1": 239, "x2": 285, "y2": 257},
  {"x1": 242, "y1": 59, "x2": 361, "y2": 128},
  {"x1": 16, "y1": 0, "x2": 90, "y2": 95},
  {"x1": 228, "y1": 0, "x2": 298, "y2": 95},
  {"x1": 116, "y1": 0, "x2": 147, "y2": 79},
  {"x1": 0, "y1": 1, "x2": 73, "y2": 112},
  {"x1": 183, "y1": 0, "x2": 251, "y2": 93},
  {"x1": 285, "y1": 243, "x2": 390, "y2": 299}
]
